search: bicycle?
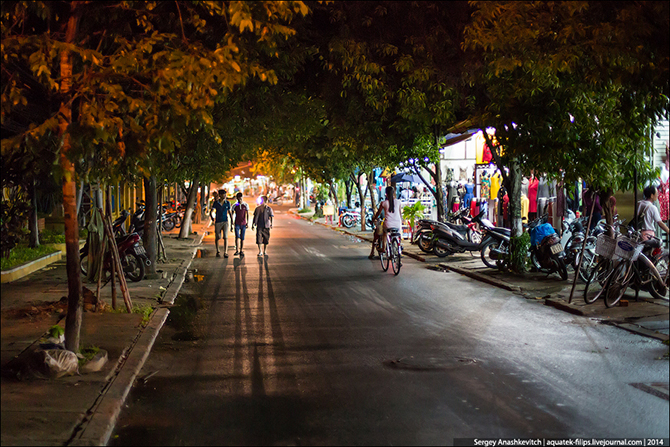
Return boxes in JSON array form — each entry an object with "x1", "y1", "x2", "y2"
[
  {"x1": 585, "y1": 225, "x2": 668, "y2": 307},
  {"x1": 376, "y1": 225, "x2": 403, "y2": 275}
]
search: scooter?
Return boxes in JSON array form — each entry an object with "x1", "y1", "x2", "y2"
[
  {"x1": 413, "y1": 217, "x2": 483, "y2": 254},
  {"x1": 428, "y1": 211, "x2": 512, "y2": 269},
  {"x1": 80, "y1": 228, "x2": 149, "y2": 282},
  {"x1": 527, "y1": 214, "x2": 568, "y2": 280},
  {"x1": 340, "y1": 207, "x2": 373, "y2": 229}
]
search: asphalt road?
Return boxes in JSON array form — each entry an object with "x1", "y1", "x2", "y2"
[{"x1": 111, "y1": 206, "x2": 669, "y2": 445}]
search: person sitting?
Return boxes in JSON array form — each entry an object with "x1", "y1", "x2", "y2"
[{"x1": 637, "y1": 185, "x2": 669, "y2": 241}]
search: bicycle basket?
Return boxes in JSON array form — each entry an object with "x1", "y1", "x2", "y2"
[
  {"x1": 614, "y1": 236, "x2": 643, "y2": 261},
  {"x1": 595, "y1": 234, "x2": 617, "y2": 260}
]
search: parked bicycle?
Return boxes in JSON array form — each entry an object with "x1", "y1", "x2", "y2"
[
  {"x1": 375, "y1": 222, "x2": 402, "y2": 275},
  {"x1": 584, "y1": 223, "x2": 668, "y2": 307}
]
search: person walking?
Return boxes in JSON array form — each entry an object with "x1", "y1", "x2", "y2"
[
  {"x1": 232, "y1": 192, "x2": 249, "y2": 256},
  {"x1": 252, "y1": 195, "x2": 274, "y2": 257},
  {"x1": 210, "y1": 189, "x2": 232, "y2": 257},
  {"x1": 637, "y1": 185, "x2": 670, "y2": 241}
]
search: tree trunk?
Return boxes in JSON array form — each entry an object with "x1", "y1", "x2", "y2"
[
  {"x1": 345, "y1": 179, "x2": 352, "y2": 208},
  {"x1": 28, "y1": 179, "x2": 40, "y2": 248},
  {"x1": 178, "y1": 177, "x2": 200, "y2": 238},
  {"x1": 507, "y1": 158, "x2": 525, "y2": 273},
  {"x1": 351, "y1": 173, "x2": 367, "y2": 231},
  {"x1": 60, "y1": 5, "x2": 82, "y2": 353},
  {"x1": 143, "y1": 175, "x2": 157, "y2": 276},
  {"x1": 367, "y1": 169, "x2": 377, "y2": 214}
]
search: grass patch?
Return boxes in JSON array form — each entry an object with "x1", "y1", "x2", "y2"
[
  {"x1": 1, "y1": 244, "x2": 59, "y2": 271},
  {"x1": 105, "y1": 303, "x2": 154, "y2": 327},
  {"x1": 39, "y1": 229, "x2": 66, "y2": 244},
  {"x1": 78, "y1": 345, "x2": 100, "y2": 367},
  {"x1": 298, "y1": 207, "x2": 312, "y2": 214}
]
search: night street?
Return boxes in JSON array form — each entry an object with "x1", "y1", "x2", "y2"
[{"x1": 111, "y1": 207, "x2": 669, "y2": 445}]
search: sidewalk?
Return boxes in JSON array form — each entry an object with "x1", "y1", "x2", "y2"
[
  {"x1": 1, "y1": 222, "x2": 210, "y2": 446},
  {"x1": 298, "y1": 210, "x2": 669, "y2": 343}
]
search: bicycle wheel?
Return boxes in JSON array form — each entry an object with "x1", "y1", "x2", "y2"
[
  {"x1": 649, "y1": 253, "x2": 669, "y2": 300},
  {"x1": 605, "y1": 261, "x2": 632, "y2": 308},
  {"x1": 577, "y1": 247, "x2": 597, "y2": 283},
  {"x1": 391, "y1": 238, "x2": 402, "y2": 275},
  {"x1": 380, "y1": 241, "x2": 390, "y2": 272},
  {"x1": 583, "y1": 259, "x2": 612, "y2": 304}
]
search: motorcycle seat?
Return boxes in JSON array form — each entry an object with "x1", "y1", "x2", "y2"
[
  {"x1": 445, "y1": 223, "x2": 470, "y2": 234},
  {"x1": 642, "y1": 237, "x2": 661, "y2": 250}
]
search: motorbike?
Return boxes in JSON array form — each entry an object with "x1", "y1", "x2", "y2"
[
  {"x1": 340, "y1": 207, "x2": 373, "y2": 229},
  {"x1": 527, "y1": 214, "x2": 568, "y2": 280},
  {"x1": 560, "y1": 211, "x2": 597, "y2": 282},
  {"x1": 80, "y1": 228, "x2": 149, "y2": 282},
  {"x1": 426, "y1": 211, "x2": 512, "y2": 269},
  {"x1": 413, "y1": 217, "x2": 483, "y2": 254}
]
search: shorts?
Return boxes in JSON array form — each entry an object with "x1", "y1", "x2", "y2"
[
  {"x1": 235, "y1": 224, "x2": 246, "y2": 240},
  {"x1": 256, "y1": 228, "x2": 270, "y2": 245},
  {"x1": 214, "y1": 221, "x2": 229, "y2": 240}
]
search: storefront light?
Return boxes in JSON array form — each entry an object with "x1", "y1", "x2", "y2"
[{"x1": 423, "y1": 157, "x2": 429, "y2": 163}]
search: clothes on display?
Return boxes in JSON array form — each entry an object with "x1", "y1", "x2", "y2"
[
  {"x1": 463, "y1": 182, "x2": 475, "y2": 210},
  {"x1": 521, "y1": 194, "x2": 529, "y2": 223},
  {"x1": 447, "y1": 182, "x2": 458, "y2": 214},
  {"x1": 528, "y1": 175, "x2": 539, "y2": 215},
  {"x1": 490, "y1": 172, "x2": 502, "y2": 201},
  {"x1": 521, "y1": 177, "x2": 529, "y2": 197},
  {"x1": 660, "y1": 164, "x2": 669, "y2": 221},
  {"x1": 480, "y1": 174, "x2": 491, "y2": 200}
]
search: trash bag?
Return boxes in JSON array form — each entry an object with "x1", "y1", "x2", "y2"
[{"x1": 17, "y1": 348, "x2": 79, "y2": 380}]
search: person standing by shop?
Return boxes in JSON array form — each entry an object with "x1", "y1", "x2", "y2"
[
  {"x1": 210, "y1": 190, "x2": 232, "y2": 258},
  {"x1": 252, "y1": 195, "x2": 274, "y2": 257}
]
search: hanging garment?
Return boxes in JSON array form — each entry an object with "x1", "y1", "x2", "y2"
[
  {"x1": 453, "y1": 198, "x2": 461, "y2": 213},
  {"x1": 481, "y1": 177, "x2": 491, "y2": 200},
  {"x1": 528, "y1": 177, "x2": 539, "y2": 213},
  {"x1": 521, "y1": 177, "x2": 529, "y2": 197},
  {"x1": 537, "y1": 176, "x2": 550, "y2": 200},
  {"x1": 448, "y1": 183, "x2": 458, "y2": 213},
  {"x1": 659, "y1": 180, "x2": 669, "y2": 221},
  {"x1": 463, "y1": 183, "x2": 475, "y2": 210},
  {"x1": 471, "y1": 198, "x2": 478, "y2": 217},
  {"x1": 521, "y1": 194, "x2": 529, "y2": 223},
  {"x1": 490, "y1": 173, "x2": 502, "y2": 200},
  {"x1": 538, "y1": 197, "x2": 547, "y2": 216}
]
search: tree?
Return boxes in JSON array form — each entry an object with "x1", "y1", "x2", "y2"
[
  {"x1": 462, "y1": 0, "x2": 669, "y2": 270},
  {"x1": 2, "y1": 0, "x2": 310, "y2": 351}
]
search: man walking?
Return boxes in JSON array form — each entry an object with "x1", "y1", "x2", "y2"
[
  {"x1": 210, "y1": 189, "x2": 232, "y2": 257},
  {"x1": 252, "y1": 195, "x2": 274, "y2": 257},
  {"x1": 232, "y1": 192, "x2": 249, "y2": 256}
]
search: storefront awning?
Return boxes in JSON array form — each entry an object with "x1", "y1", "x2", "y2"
[{"x1": 441, "y1": 129, "x2": 479, "y2": 149}]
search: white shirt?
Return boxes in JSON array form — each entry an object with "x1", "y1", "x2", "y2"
[
  {"x1": 638, "y1": 200, "x2": 661, "y2": 231},
  {"x1": 381, "y1": 199, "x2": 402, "y2": 230}
]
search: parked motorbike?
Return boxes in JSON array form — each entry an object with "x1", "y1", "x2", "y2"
[
  {"x1": 80, "y1": 230, "x2": 149, "y2": 282},
  {"x1": 560, "y1": 211, "x2": 597, "y2": 282},
  {"x1": 427, "y1": 211, "x2": 512, "y2": 268},
  {"x1": 413, "y1": 217, "x2": 483, "y2": 255},
  {"x1": 340, "y1": 207, "x2": 373, "y2": 229},
  {"x1": 527, "y1": 215, "x2": 568, "y2": 280}
]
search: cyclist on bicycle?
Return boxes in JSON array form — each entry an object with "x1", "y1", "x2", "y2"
[{"x1": 369, "y1": 186, "x2": 402, "y2": 258}]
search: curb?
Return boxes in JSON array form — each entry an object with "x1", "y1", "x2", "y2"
[
  {"x1": 610, "y1": 322, "x2": 669, "y2": 342},
  {"x1": 69, "y1": 224, "x2": 209, "y2": 445},
  {"x1": 438, "y1": 263, "x2": 522, "y2": 293},
  {"x1": 69, "y1": 308, "x2": 170, "y2": 446},
  {"x1": 543, "y1": 298, "x2": 588, "y2": 316}
]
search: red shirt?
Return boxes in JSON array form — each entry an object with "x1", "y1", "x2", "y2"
[{"x1": 232, "y1": 201, "x2": 248, "y2": 226}]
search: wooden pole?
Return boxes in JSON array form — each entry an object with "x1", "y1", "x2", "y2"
[
  {"x1": 95, "y1": 227, "x2": 109, "y2": 309},
  {"x1": 568, "y1": 189, "x2": 597, "y2": 304},
  {"x1": 103, "y1": 215, "x2": 133, "y2": 312}
]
